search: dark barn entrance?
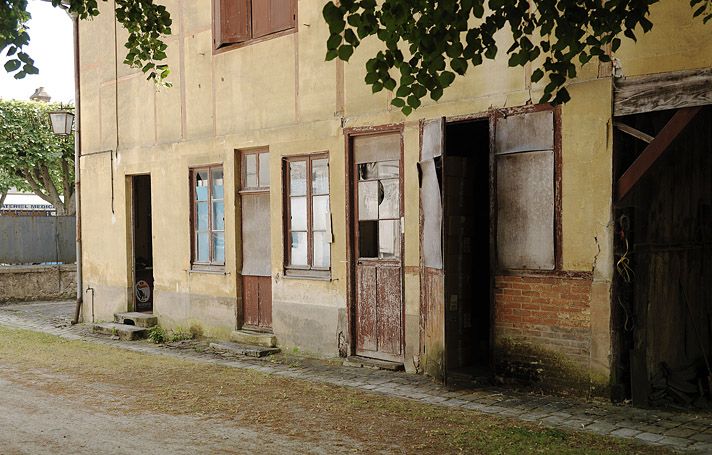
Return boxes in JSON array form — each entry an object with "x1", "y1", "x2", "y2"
[
  {"x1": 613, "y1": 105, "x2": 712, "y2": 407},
  {"x1": 131, "y1": 175, "x2": 154, "y2": 312}
]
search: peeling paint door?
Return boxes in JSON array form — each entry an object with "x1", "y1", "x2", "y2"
[
  {"x1": 240, "y1": 150, "x2": 272, "y2": 331},
  {"x1": 353, "y1": 133, "x2": 404, "y2": 362}
]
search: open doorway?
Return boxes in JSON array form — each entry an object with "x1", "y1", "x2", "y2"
[
  {"x1": 443, "y1": 119, "x2": 492, "y2": 385},
  {"x1": 613, "y1": 106, "x2": 712, "y2": 407},
  {"x1": 131, "y1": 175, "x2": 154, "y2": 312}
]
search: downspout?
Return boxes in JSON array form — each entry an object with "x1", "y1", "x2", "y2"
[{"x1": 70, "y1": 11, "x2": 82, "y2": 325}]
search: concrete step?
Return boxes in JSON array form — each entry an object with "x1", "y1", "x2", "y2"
[
  {"x1": 93, "y1": 322, "x2": 148, "y2": 341},
  {"x1": 230, "y1": 329, "x2": 277, "y2": 348},
  {"x1": 209, "y1": 341, "x2": 280, "y2": 358},
  {"x1": 344, "y1": 356, "x2": 404, "y2": 371},
  {"x1": 114, "y1": 312, "x2": 157, "y2": 328}
]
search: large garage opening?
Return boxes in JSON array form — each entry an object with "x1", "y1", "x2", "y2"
[
  {"x1": 443, "y1": 119, "x2": 492, "y2": 386},
  {"x1": 613, "y1": 105, "x2": 712, "y2": 408}
]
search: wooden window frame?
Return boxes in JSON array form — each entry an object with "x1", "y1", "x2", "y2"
[
  {"x1": 240, "y1": 149, "x2": 270, "y2": 194},
  {"x1": 283, "y1": 153, "x2": 330, "y2": 278},
  {"x1": 190, "y1": 165, "x2": 226, "y2": 271},
  {"x1": 212, "y1": 0, "x2": 298, "y2": 53},
  {"x1": 492, "y1": 104, "x2": 564, "y2": 275}
]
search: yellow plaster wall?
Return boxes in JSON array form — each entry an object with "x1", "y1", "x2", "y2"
[{"x1": 78, "y1": 0, "x2": 710, "y2": 360}]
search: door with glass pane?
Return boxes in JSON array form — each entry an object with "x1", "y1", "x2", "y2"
[
  {"x1": 352, "y1": 132, "x2": 403, "y2": 362},
  {"x1": 240, "y1": 150, "x2": 272, "y2": 331}
]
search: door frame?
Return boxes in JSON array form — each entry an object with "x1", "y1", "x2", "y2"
[
  {"x1": 344, "y1": 124, "x2": 405, "y2": 360},
  {"x1": 126, "y1": 173, "x2": 153, "y2": 313}
]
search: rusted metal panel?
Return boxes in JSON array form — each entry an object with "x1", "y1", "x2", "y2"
[
  {"x1": 356, "y1": 264, "x2": 377, "y2": 352},
  {"x1": 495, "y1": 110, "x2": 554, "y2": 155},
  {"x1": 614, "y1": 68, "x2": 712, "y2": 116},
  {"x1": 496, "y1": 150, "x2": 555, "y2": 270},
  {"x1": 241, "y1": 192, "x2": 271, "y2": 276},
  {"x1": 376, "y1": 266, "x2": 403, "y2": 356},
  {"x1": 0, "y1": 216, "x2": 76, "y2": 265}
]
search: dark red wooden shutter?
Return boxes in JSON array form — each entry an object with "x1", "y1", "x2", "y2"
[
  {"x1": 252, "y1": 0, "x2": 296, "y2": 39},
  {"x1": 214, "y1": 0, "x2": 251, "y2": 48}
]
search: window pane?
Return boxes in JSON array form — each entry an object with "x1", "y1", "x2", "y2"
[
  {"x1": 289, "y1": 160, "x2": 307, "y2": 196},
  {"x1": 358, "y1": 162, "x2": 378, "y2": 181},
  {"x1": 245, "y1": 154, "x2": 257, "y2": 188},
  {"x1": 379, "y1": 219, "x2": 400, "y2": 259},
  {"x1": 378, "y1": 160, "x2": 399, "y2": 178},
  {"x1": 313, "y1": 231, "x2": 330, "y2": 268},
  {"x1": 290, "y1": 231, "x2": 308, "y2": 266},
  {"x1": 196, "y1": 232, "x2": 209, "y2": 262},
  {"x1": 259, "y1": 153, "x2": 270, "y2": 188},
  {"x1": 212, "y1": 200, "x2": 224, "y2": 230},
  {"x1": 358, "y1": 181, "x2": 378, "y2": 220},
  {"x1": 290, "y1": 196, "x2": 307, "y2": 231},
  {"x1": 312, "y1": 195, "x2": 330, "y2": 231},
  {"x1": 358, "y1": 220, "x2": 378, "y2": 258},
  {"x1": 379, "y1": 179, "x2": 399, "y2": 219},
  {"x1": 312, "y1": 158, "x2": 329, "y2": 194},
  {"x1": 212, "y1": 232, "x2": 225, "y2": 264},
  {"x1": 211, "y1": 168, "x2": 224, "y2": 199},
  {"x1": 195, "y1": 170, "x2": 209, "y2": 201},
  {"x1": 196, "y1": 201, "x2": 209, "y2": 230}
]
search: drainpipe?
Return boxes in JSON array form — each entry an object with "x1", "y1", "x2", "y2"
[{"x1": 70, "y1": 11, "x2": 82, "y2": 325}]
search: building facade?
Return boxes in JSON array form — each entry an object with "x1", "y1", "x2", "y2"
[{"x1": 78, "y1": 0, "x2": 712, "y2": 400}]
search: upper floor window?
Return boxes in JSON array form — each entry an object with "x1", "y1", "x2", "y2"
[
  {"x1": 241, "y1": 149, "x2": 270, "y2": 191},
  {"x1": 213, "y1": 0, "x2": 297, "y2": 50},
  {"x1": 191, "y1": 166, "x2": 225, "y2": 269}
]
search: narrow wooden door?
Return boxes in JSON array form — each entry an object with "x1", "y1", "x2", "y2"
[
  {"x1": 240, "y1": 150, "x2": 272, "y2": 331},
  {"x1": 352, "y1": 133, "x2": 404, "y2": 362}
]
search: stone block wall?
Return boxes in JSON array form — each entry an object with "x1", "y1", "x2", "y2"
[{"x1": 0, "y1": 265, "x2": 76, "y2": 303}]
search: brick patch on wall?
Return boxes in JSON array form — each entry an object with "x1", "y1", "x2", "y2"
[{"x1": 494, "y1": 274, "x2": 593, "y2": 366}]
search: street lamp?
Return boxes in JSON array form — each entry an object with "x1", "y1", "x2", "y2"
[{"x1": 48, "y1": 109, "x2": 75, "y2": 136}]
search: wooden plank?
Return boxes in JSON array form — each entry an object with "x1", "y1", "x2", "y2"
[
  {"x1": 257, "y1": 275, "x2": 272, "y2": 328},
  {"x1": 376, "y1": 266, "x2": 403, "y2": 356},
  {"x1": 616, "y1": 107, "x2": 702, "y2": 202},
  {"x1": 217, "y1": 0, "x2": 251, "y2": 46},
  {"x1": 356, "y1": 265, "x2": 377, "y2": 352},
  {"x1": 242, "y1": 275, "x2": 260, "y2": 327},
  {"x1": 614, "y1": 68, "x2": 712, "y2": 116},
  {"x1": 614, "y1": 122, "x2": 654, "y2": 144}
]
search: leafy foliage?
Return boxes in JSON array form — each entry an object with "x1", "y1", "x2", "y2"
[
  {"x1": 0, "y1": 99, "x2": 75, "y2": 214},
  {"x1": 323, "y1": 0, "x2": 710, "y2": 115},
  {"x1": 1, "y1": 0, "x2": 172, "y2": 85}
]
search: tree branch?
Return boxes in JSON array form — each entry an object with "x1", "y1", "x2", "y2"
[
  {"x1": 0, "y1": 191, "x2": 7, "y2": 209},
  {"x1": 39, "y1": 164, "x2": 64, "y2": 214},
  {"x1": 23, "y1": 169, "x2": 54, "y2": 206},
  {"x1": 61, "y1": 158, "x2": 72, "y2": 201}
]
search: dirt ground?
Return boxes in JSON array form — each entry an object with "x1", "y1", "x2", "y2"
[{"x1": 0, "y1": 325, "x2": 671, "y2": 455}]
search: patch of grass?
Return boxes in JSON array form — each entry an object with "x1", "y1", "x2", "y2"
[{"x1": 0, "y1": 326, "x2": 671, "y2": 455}]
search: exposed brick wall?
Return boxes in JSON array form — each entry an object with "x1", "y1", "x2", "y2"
[{"x1": 494, "y1": 275, "x2": 593, "y2": 367}]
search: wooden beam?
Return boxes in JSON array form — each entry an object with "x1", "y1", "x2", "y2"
[
  {"x1": 616, "y1": 106, "x2": 702, "y2": 202},
  {"x1": 614, "y1": 67, "x2": 712, "y2": 116},
  {"x1": 614, "y1": 122, "x2": 654, "y2": 144}
]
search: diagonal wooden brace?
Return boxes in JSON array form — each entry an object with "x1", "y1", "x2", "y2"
[{"x1": 616, "y1": 106, "x2": 702, "y2": 202}]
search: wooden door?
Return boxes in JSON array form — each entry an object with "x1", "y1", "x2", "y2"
[
  {"x1": 132, "y1": 175, "x2": 154, "y2": 312},
  {"x1": 240, "y1": 150, "x2": 272, "y2": 331},
  {"x1": 352, "y1": 133, "x2": 404, "y2": 362}
]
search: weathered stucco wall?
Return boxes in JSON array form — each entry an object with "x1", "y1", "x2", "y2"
[
  {"x1": 78, "y1": 0, "x2": 711, "y2": 379},
  {"x1": 0, "y1": 265, "x2": 76, "y2": 303}
]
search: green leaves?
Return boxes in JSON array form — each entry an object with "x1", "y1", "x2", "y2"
[{"x1": 321, "y1": 0, "x2": 712, "y2": 115}]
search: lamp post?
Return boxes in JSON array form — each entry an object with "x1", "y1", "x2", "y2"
[{"x1": 48, "y1": 109, "x2": 75, "y2": 136}]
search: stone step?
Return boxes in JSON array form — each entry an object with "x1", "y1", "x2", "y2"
[
  {"x1": 230, "y1": 329, "x2": 277, "y2": 348},
  {"x1": 344, "y1": 355, "x2": 404, "y2": 371},
  {"x1": 93, "y1": 322, "x2": 148, "y2": 341},
  {"x1": 209, "y1": 341, "x2": 280, "y2": 358},
  {"x1": 114, "y1": 312, "x2": 157, "y2": 328}
]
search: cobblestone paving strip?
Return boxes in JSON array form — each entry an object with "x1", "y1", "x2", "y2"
[{"x1": 1, "y1": 301, "x2": 712, "y2": 453}]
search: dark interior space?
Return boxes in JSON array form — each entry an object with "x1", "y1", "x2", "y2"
[
  {"x1": 443, "y1": 119, "x2": 491, "y2": 385},
  {"x1": 613, "y1": 106, "x2": 712, "y2": 408},
  {"x1": 133, "y1": 175, "x2": 154, "y2": 312}
]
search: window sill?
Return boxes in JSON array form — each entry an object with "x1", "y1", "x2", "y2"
[
  {"x1": 283, "y1": 269, "x2": 331, "y2": 281},
  {"x1": 214, "y1": 28, "x2": 296, "y2": 55},
  {"x1": 189, "y1": 266, "x2": 227, "y2": 275}
]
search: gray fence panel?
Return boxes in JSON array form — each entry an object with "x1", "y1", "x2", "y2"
[{"x1": 0, "y1": 216, "x2": 76, "y2": 264}]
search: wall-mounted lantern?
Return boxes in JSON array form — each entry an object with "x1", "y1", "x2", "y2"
[{"x1": 48, "y1": 110, "x2": 75, "y2": 136}]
